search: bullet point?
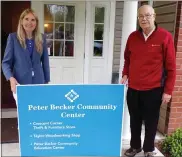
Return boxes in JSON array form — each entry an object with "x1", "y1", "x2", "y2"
[
  {"x1": 30, "y1": 123, "x2": 32, "y2": 125},
  {"x1": 30, "y1": 135, "x2": 32, "y2": 137},
  {"x1": 30, "y1": 143, "x2": 32, "y2": 145}
]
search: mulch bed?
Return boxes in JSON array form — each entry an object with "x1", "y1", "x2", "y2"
[
  {"x1": 155, "y1": 140, "x2": 170, "y2": 157},
  {"x1": 1, "y1": 118, "x2": 19, "y2": 143}
]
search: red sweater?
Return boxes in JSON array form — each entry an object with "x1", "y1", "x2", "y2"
[{"x1": 122, "y1": 27, "x2": 176, "y2": 95}]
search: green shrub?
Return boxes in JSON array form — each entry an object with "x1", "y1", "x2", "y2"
[{"x1": 162, "y1": 128, "x2": 182, "y2": 157}]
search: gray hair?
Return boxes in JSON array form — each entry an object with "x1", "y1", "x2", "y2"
[{"x1": 138, "y1": 5, "x2": 155, "y2": 15}]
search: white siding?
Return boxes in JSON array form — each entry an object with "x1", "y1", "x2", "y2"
[
  {"x1": 112, "y1": 1, "x2": 124, "y2": 74},
  {"x1": 153, "y1": 1, "x2": 178, "y2": 36}
]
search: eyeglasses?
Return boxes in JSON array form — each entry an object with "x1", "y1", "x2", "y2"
[{"x1": 138, "y1": 14, "x2": 154, "y2": 20}]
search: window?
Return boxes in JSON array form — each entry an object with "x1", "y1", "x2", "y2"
[
  {"x1": 44, "y1": 4, "x2": 75, "y2": 57},
  {"x1": 93, "y1": 7, "x2": 105, "y2": 57}
]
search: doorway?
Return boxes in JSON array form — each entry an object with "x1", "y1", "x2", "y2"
[
  {"x1": 1, "y1": 1, "x2": 31, "y2": 109},
  {"x1": 32, "y1": 1, "x2": 112, "y2": 84}
]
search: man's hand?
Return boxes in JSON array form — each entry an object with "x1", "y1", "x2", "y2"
[
  {"x1": 162, "y1": 93, "x2": 171, "y2": 104},
  {"x1": 9, "y1": 77, "x2": 19, "y2": 94},
  {"x1": 120, "y1": 75, "x2": 128, "y2": 84}
]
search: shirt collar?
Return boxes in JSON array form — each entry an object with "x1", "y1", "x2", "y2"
[{"x1": 143, "y1": 26, "x2": 156, "y2": 40}]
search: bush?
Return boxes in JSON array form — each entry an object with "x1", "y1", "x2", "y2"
[{"x1": 162, "y1": 128, "x2": 182, "y2": 157}]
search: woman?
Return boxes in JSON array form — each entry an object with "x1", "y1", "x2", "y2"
[{"x1": 2, "y1": 8, "x2": 50, "y2": 103}]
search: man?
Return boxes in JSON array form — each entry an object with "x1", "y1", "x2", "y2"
[{"x1": 121, "y1": 5, "x2": 176, "y2": 157}]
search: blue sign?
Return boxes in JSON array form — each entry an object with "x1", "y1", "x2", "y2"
[{"x1": 17, "y1": 85, "x2": 125, "y2": 156}]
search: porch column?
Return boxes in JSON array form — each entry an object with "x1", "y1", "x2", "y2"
[{"x1": 119, "y1": 1, "x2": 138, "y2": 139}]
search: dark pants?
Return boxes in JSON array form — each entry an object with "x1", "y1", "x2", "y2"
[{"x1": 127, "y1": 87, "x2": 163, "y2": 152}]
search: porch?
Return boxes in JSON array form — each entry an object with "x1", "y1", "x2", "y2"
[
  {"x1": 1, "y1": 108, "x2": 164, "y2": 156},
  {"x1": 1, "y1": 1, "x2": 181, "y2": 156},
  {"x1": 1, "y1": 142, "x2": 164, "y2": 156}
]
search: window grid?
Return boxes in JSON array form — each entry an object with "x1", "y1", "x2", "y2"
[
  {"x1": 93, "y1": 6, "x2": 105, "y2": 57},
  {"x1": 44, "y1": 4, "x2": 75, "y2": 57}
]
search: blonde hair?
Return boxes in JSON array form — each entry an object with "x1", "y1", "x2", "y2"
[{"x1": 17, "y1": 8, "x2": 43, "y2": 53}]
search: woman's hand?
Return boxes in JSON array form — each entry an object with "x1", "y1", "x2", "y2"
[{"x1": 9, "y1": 77, "x2": 19, "y2": 93}]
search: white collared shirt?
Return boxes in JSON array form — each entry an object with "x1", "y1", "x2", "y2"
[{"x1": 143, "y1": 26, "x2": 156, "y2": 41}]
